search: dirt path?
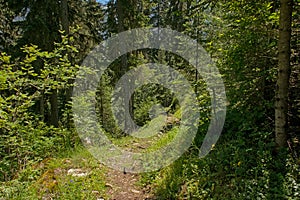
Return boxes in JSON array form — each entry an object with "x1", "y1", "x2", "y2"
[
  {"x1": 105, "y1": 169, "x2": 154, "y2": 200},
  {"x1": 103, "y1": 138, "x2": 158, "y2": 200}
]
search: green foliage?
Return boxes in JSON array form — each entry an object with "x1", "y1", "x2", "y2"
[
  {"x1": 0, "y1": 35, "x2": 79, "y2": 181},
  {"x1": 0, "y1": 0, "x2": 299, "y2": 199},
  {"x1": 0, "y1": 146, "x2": 107, "y2": 199},
  {"x1": 142, "y1": 131, "x2": 299, "y2": 199},
  {"x1": 211, "y1": 0, "x2": 278, "y2": 133}
]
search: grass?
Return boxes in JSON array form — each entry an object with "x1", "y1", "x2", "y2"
[
  {"x1": 0, "y1": 146, "x2": 108, "y2": 200},
  {"x1": 108, "y1": 115, "x2": 180, "y2": 153},
  {"x1": 0, "y1": 116, "x2": 182, "y2": 199},
  {"x1": 139, "y1": 131, "x2": 300, "y2": 199},
  {"x1": 2, "y1": 115, "x2": 299, "y2": 199}
]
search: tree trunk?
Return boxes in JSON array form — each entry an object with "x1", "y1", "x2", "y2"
[
  {"x1": 61, "y1": 0, "x2": 69, "y2": 35},
  {"x1": 275, "y1": 0, "x2": 293, "y2": 147},
  {"x1": 116, "y1": 0, "x2": 135, "y2": 134},
  {"x1": 60, "y1": 0, "x2": 73, "y2": 127},
  {"x1": 50, "y1": 89, "x2": 59, "y2": 127},
  {"x1": 40, "y1": 92, "x2": 45, "y2": 122}
]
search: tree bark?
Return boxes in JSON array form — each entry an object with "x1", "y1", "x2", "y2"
[
  {"x1": 61, "y1": 0, "x2": 69, "y2": 35},
  {"x1": 50, "y1": 89, "x2": 59, "y2": 127},
  {"x1": 275, "y1": 0, "x2": 293, "y2": 147},
  {"x1": 116, "y1": 0, "x2": 135, "y2": 134},
  {"x1": 40, "y1": 92, "x2": 45, "y2": 122},
  {"x1": 60, "y1": 0, "x2": 73, "y2": 127}
]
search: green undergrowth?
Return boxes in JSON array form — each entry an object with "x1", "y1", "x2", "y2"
[
  {"x1": 108, "y1": 109, "x2": 182, "y2": 151},
  {"x1": 140, "y1": 131, "x2": 300, "y2": 199},
  {"x1": 109, "y1": 123, "x2": 179, "y2": 153},
  {"x1": 2, "y1": 127, "x2": 299, "y2": 200},
  {"x1": 0, "y1": 146, "x2": 107, "y2": 200}
]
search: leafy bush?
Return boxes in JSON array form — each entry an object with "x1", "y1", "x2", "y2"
[
  {"x1": 0, "y1": 36, "x2": 79, "y2": 181},
  {"x1": 142, "y1": 131, "x2": 299, "y2": 199}
]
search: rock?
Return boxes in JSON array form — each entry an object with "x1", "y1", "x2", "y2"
[
  {"x1": 131, "y1": 189, "x2": 141, "y2": 194},
  {"x1": 67, "y1": 169, "x2": 89, "y2": 177}
]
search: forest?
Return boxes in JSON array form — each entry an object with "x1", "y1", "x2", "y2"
[{"x1": 0, "y1": 0, "x2": 299, "y2": 199}]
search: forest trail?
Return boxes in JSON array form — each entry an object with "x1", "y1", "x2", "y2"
[
  {"x1": 103, "y1": 137, "x2": 160, "y2": 200},
  {"x1": 28, "y1": 123, "x2": 175, "y2": 200},
  {"x1": 105, "y1": 168, "x2": 154, "y2": 200},
  {"x1": 29, "y1": 142, "x2": 157, "y2": 200}
]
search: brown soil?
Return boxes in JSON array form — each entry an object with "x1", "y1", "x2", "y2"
[{"x1": 105, "y1": 169, "x2": 155, "y2": 200}]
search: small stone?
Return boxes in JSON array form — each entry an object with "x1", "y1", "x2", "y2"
[
  {"x1": 67, "y1": 168, "x2": 89, "y2": 177},
  {"x1": 131, "y1": 189, "x2": 141, "y2": 194}
]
